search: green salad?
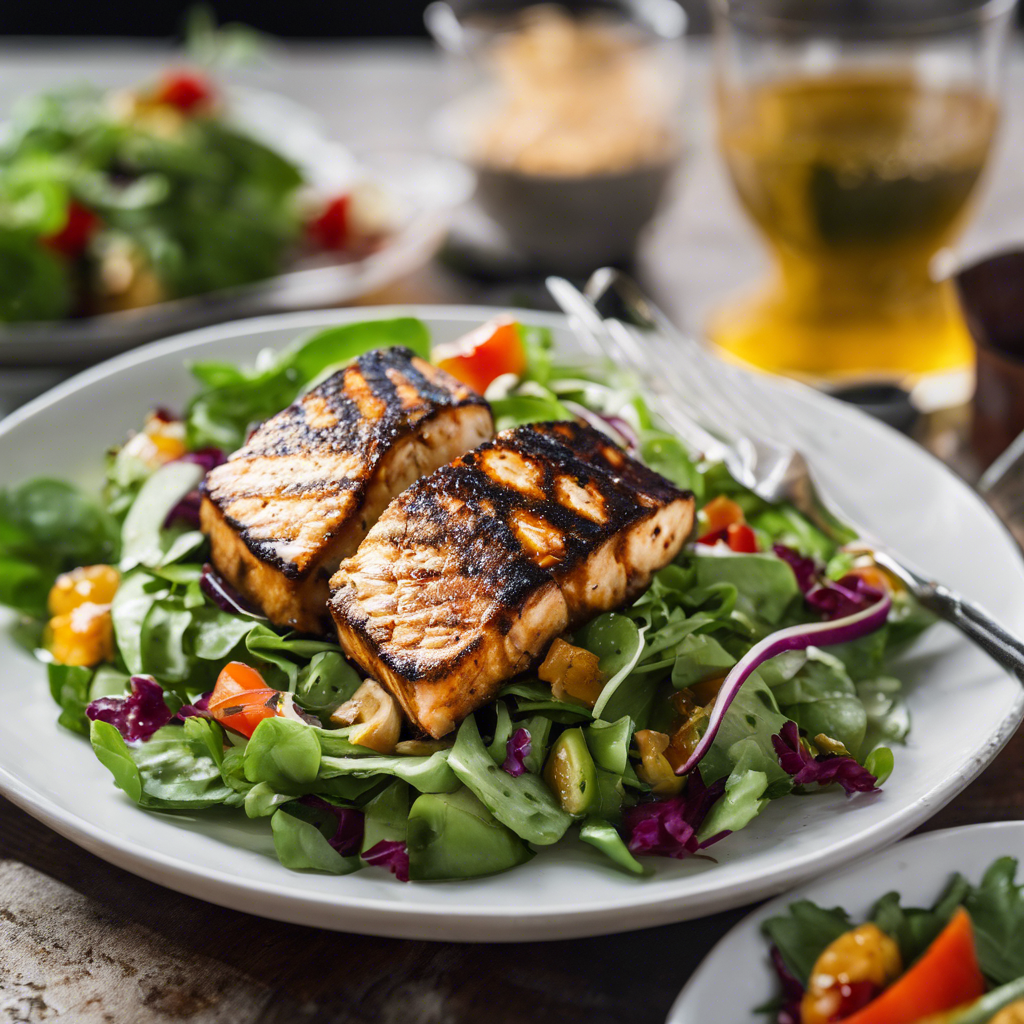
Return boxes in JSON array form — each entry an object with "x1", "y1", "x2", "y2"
[
  {"x1": 0, "y1": 69, "x2": 379, "y2": 322},
  {"x1": 0, "y1": 316, "x2": 932, "y2": 882},
  {"x1": 761, "y1": 856, "x2": 1024, "y2": 1024}
]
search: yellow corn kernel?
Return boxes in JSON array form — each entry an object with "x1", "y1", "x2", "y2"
[
  {"x1": 47, "y1": 602, "x2": 115, "y2": 667},
  {"x1": 802, "y1": 923, "x2": 903, "y2": 1024},
  {"x1": 48, "y1": 564, "x2": 121, "y2": 617},
  {"x1": 634, "y1": 729, "x2": 686, "y2": 797}
]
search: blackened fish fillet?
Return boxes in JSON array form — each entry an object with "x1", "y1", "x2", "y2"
[
  {"x1": 200, "y1": 347, "x2": 493, "y2": 633},
  {"x1": 329, "y1": 421, "x2": 694, "y2": 737}
]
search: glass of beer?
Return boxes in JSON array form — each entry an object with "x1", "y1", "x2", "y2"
[{"x1": 709, "y1": 0, "x2": 1016, "y2": 386}]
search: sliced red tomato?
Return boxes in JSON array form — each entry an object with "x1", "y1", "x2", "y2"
[
  {"x1": 42, "y1": 201, "x2": 99, "y2": 257},
  {"x1": 840, "y1": 908, "x2": 985, "y2": 1024},
  {"x1": 154, "y1": 70, "x2": 215, "y2": 112},
  {"x1": 433, "y1": 318, "x2": 527, "y2": 395},
  {"x1": 209, "y1": 661, "x2": 281, "y2": 738},
  {"x1": 308, "y1": 195, "x2": 350, "y2": 250}
]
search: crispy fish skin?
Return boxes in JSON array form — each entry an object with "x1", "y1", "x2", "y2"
[
  {"x1": 330, "y1": 421, "x2": 695, "y2": 738},
  {"x1": 199, "y1": 347, "x2": 493, "y2": 634}
]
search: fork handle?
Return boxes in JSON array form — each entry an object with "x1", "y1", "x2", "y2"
[{"x1": 907, "y1": 577, "x2": 1024, "y2": 683}]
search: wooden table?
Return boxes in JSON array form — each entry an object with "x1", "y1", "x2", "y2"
[{"x1": 3, "y1": 39, "x2": 1024, "y2": 1024}]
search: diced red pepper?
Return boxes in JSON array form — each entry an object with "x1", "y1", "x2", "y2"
[
  {"x1": 726, "y1": 522, "x2": 758, "y2": 553},
  {"x1": 154, "y1": 70, "x2": 215, "y2": 112},
  {"x1": 697, "y1": 496, "x2": 756, "y2": 550},
  {"x1": 699, "y1": 495, "x2": 745, "y2": 536},
  {"x1": 308, "y1": 195, "x2": 351, "y2": 250},
  {"x1": 41, "y1": 201, "x2": 99, "y2": 257},
  {"x1": 208, "y1": 661, "x2": 281, "y2": 738},
  {"x1": 433, "y1": 318, "x2": 527, "y2": 395}
]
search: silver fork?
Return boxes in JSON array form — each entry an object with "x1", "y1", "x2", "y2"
[{"x1": 546, "y1": 270, "x2": 1024, "y2": 682}]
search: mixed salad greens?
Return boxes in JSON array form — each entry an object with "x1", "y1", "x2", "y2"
[
  {"x1": 0, "y1": 68, "x2": 385, "y2": 322},
  {"x1": 0, "y1": 316, "x2": 932, "y2": 882},
  {"x1": 762, "y1": 856, "x2": 1024, "y2": 1024}
]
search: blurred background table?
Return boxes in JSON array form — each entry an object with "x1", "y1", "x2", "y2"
[
  {"x1": 3, "y1": 37, "x2": 1024, "y2": 409},
  {"x1": 3, "y1": 36, "x2": 1024, "y2": 1024}
]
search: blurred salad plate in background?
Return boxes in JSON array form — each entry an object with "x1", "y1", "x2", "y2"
[
  {"x1": 670, "y1": 820, "x2": 1024, "y2": 1024},
  {"x1": 0, "y1": 68, "x2": 470, "y2": 365}
]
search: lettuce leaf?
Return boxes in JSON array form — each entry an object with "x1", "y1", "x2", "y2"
[
  {"x1": 0, "y1": 479, "x2": 119, "y2": 617},
  {"x1": 186, "y1": 317, "x2": 431, "y2": 450},
  {"x1": 90, "y1": 720, "x2": 234, "y2": 809}
]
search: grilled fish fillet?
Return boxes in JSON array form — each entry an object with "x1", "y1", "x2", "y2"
[
  {"x1": 199, "y1": 347, "x2": 493, "y2": 634},
  {"x1": 329, "y1": 421, "x2": 695, "y2": 737}
]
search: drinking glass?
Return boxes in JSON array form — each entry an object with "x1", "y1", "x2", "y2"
[{"x1": 709, "y1": 0, "x2": 1017, "y2": 385}]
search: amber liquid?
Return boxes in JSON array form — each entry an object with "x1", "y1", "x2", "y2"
[{"x1": 712, "y1": 72, "x2": 998, "y2": 381}]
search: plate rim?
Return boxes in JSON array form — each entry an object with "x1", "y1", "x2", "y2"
[
  {"x1": 666, "y1": 819, "x2": 1024, "y2": 1023},
  {"x1": 1, "y1": 305, "x2": 1022, "y2": 941}
]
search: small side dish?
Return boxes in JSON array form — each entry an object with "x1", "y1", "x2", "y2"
[
  {"x1": 0, "y1": 69, "x2": 392, "y2": 323},
  {"x1": 0, "y1": 315, "x2": 933, "y2": 883},
  {"x1": 761, "y1": 856, "x2": 1024, "y2": 1024}
]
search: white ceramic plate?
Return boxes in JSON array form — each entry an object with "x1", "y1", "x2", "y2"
[
  {"x1": 668, "y1": 820, "x2": 1024, "y2": 1023},
  {"x1": 0, "y1": 307, "x2": 1022, "y2": 942},
  {"x1": 0, "y1": 90, "x2": 468, "y2": 366}
]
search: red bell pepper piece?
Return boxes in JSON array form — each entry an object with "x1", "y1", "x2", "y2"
[{"x1": 434, "y1": 318, "x2": 527, "y2": 395}]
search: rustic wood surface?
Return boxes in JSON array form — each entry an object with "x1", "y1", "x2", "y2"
[{"x1": 2, "y1": 39, "x2": 1024, "y2": 1024}]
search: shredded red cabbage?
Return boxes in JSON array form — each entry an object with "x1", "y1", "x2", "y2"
[
  {"x1": 676, "y1": 591, "x2": 891, "y2": 776},
  {"x1": 769, "y1": 946, "x2": 805, "y2": 1024},
  {"x1": 179, "y1": 447, "x2": 226, "y2": 473},
  {"x1": 174, "y1": 692, "x2": 212, "y2": 722},
  {"x1": 162, "y1": 449, "x2": 225, "y2": 528},
  {"x1": 773, "y1": 544, "x2": 819, "y2": 594},
  {"x1": 772, "y1": 722, "x2": 878, "y2": 796},
  {"x1": 502, "y1": 728, "x2": 532, "y2": 777},
  {"x1": 806, "y1": 574, "x2": 885, "y2": 621},
  {"x1": 86, "y1": 675, "x2": 172, "y2": 742},
  {"x1": 774, "y1": 546, "x2": 886, "y2": 622},
  {"x1": 298, "y1": 796, "x2": 365, "y2": 856},
  {"x1": 164, "y1": 489, "x2": 202, "y2": 529},
  {"x1": 199, "y1": 563, "x2": 267, "y2": 619},
  {"x1": 622, "y1": 774, "x2": 727, "y2": 859},
  {"x1": 363, "y1": 839, "x2": 410, "y2": 882}
]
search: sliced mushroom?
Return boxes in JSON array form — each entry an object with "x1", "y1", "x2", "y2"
[{"x1": 330, "y1": 679, "x2": 402, "y2": 754}]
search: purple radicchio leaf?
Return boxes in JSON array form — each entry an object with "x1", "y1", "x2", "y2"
[
  {"x1": 770, "y1": 946, "x2": 805, "y2": 1024},
  {"x1": 200, "y1": 563, "x2": 267, "y2": 619},
  {"x1": 502, "y1": 728, "x2": 532, "y2": 777},
  {"x1": 86, "y1": 674, "x2": 172, "y2": 742},
  {"x1": 298, "y1": 796, "x2": 365, "y2": 856},
  {"x1": 363, "y1": 840, "x2": 410, "y2": 882},
  {"x1": 772, "y1": 721, "x2": 878, "y2": 797},
  {"x1": 622, "y1": 773, "x2": 727, "y2": 860},
  {"x1": 174, "y1": 692, "x2": 212, "y2": 722},
  {"x1": 773, "y1": 544, "x2": 819, "y2": 595}
]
